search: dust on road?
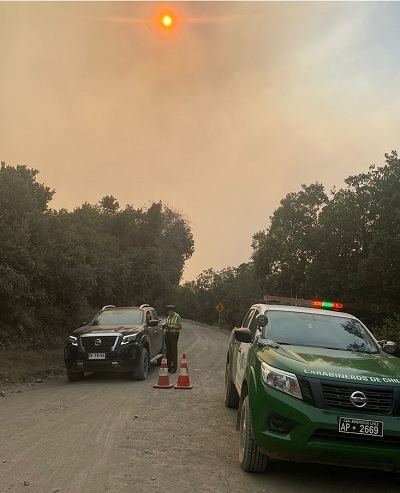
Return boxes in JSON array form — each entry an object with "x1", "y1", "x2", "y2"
[{"x1": 1, "y1": 322, "x2": 398, "y2": 493}]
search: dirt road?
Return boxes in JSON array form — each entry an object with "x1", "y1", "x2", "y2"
[{"x1": 1, "y1": 321, "x2": 399, "y2": 493}]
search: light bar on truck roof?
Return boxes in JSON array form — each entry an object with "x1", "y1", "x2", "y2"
[
  {"x1": 311, "y1": 300, "x2": 343, "y2": 309},
  {"x1": 263, "y1": 296, "x2": 343, "y2": 310}
]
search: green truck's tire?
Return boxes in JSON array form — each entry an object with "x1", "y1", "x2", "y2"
[{"x1": 239, "y1": 395, "x2": 268, "y2": 472}]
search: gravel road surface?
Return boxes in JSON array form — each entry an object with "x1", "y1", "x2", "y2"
[{"x1": 1, "y1": 321, "x2": 399, "y2": 492}]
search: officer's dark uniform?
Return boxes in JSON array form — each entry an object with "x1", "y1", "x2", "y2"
[{"x1": 165, "y1": 305, "x2": 182, "y2": 373}]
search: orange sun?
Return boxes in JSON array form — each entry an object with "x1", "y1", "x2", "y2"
[{"x1": 161, "y1": 14, "x2": 173, "y2": 28}]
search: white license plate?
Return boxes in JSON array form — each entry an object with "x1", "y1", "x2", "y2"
[
  {"x1": 338, "y1": 417, "x2": 383, "y2": 437},
  {"x1": 88, "y1": 353, "x2": 106, "y2": 360}
]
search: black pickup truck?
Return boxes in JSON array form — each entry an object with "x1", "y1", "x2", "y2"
[{"x1": 64, "y1": 304, "x2": 165, "y2": 382}]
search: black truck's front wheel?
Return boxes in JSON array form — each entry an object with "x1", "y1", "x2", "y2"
[
  {"x1": 67, "y1": 370, "x2": 84, "y2": 382},
  {"x1": 132, "y1": 347, "x2": 149, "y2": 380}
]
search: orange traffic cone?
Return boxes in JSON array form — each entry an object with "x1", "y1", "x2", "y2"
[
  {"x1": 153, "y1": 354, "x2": 173, "y2": 389},
  {"x1": 174, "y1": 354, "x2": 193, "y2": 389}
]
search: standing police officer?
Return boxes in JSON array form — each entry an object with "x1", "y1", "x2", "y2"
[{"x1": 164, "y1": 305, "x2": 182, "y2": 373}]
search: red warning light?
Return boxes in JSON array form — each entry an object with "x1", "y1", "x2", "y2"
[{"x1": 312, "y1": 301, "x2": 343, "y2": 310}]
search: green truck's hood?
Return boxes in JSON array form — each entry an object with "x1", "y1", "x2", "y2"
[{"x1": 258, "y1": 345, "x2": 400, "y2": 386}]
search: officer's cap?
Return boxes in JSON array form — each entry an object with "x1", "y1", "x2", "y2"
[{"x1": 166, "y1": 304, "x2": 175, "y2": 310}]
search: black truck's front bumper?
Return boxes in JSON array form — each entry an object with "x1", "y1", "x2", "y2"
[{"x1": 64, "y1": 343, "x2": 141, "y2": 373}]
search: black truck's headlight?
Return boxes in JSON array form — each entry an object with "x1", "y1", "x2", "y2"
[
  {"x1": 69, "y1": 335, "x2": 78, "y2": 346},
  {"x1": 121, "y1": 333, "x2": 138, "y2": 345}
]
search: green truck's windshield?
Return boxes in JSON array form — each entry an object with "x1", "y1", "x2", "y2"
[
  {"x1": 90, "y1": 310, "x2": 143, "y2": 326},
  {"x1": 262, "y1": 311, "x2": 378, "y2": 354}
]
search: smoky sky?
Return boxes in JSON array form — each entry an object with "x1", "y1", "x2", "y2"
[{"x1": 1, "y1": 2, "x2": 400, "y2": 281}]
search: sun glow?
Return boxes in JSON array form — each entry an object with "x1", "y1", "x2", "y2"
[{"x1": 161, "y1": 14, "x2": 173, "y2": 28}]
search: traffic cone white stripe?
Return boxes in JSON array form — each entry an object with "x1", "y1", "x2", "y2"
[
  {"x1": 174, "y1": 353, "x2": 193, "y2": 389},
  {"x1": 153, "y1": 353, "x2": 173, "y2": 389}
]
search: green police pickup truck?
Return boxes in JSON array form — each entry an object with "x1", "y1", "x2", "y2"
[{"x1": 224, "y1": 296, "x2": 400, "y2": 473}]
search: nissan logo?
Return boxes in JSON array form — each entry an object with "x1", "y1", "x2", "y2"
[
  {"x1": 94, "y1": 338, "x2": 102, "y2": 347},
  {"x1": 350, "y1": 391, "x2": 368, "y2": 408}
]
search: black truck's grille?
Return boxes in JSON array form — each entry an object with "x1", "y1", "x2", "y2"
[
  {"x1": 322, "y1": 383, "x2": 393, "y2": 415},
  {"x1": 80, "y1": 336, "x2": 118, "y2": 352}
]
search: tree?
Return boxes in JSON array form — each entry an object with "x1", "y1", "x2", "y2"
[
  {"x1": 307, "y1": 151, "x2": 400, "y2": 304},
  {"x1": 252, "y1": 183, "x2": 328, "y2": 297},
  {"x1": 0, "y1": 162, "x2": 54, "y2": 223},
  {"x1": 0, "y1": 163, "x2": 195, "y2": 348},
  {"x1": 352, "y1": 151, "x2": 400, "y2": 304},
  {"x1": 251, "y1": 151, "x2": 400, "y2": 326},
  {"x1": 99, "y1": 195, "x2": 120, "y2": 213},
  {"x1": 0, "y1": 163, "x2": 54, "y2": 319},
  {"x1": 159, "y1": 206, "x2": 195, "y2": 286}
]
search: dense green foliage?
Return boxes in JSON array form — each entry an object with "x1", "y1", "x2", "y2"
[
  {"x1": 172, "y1": 152, "x2": 400, "y2": 349},
  {"x1": 0, "y1": 162, "x2": 194, "y2": 347},
  {"x1": 2, "y1": 151, "x2": 400, "y2": 351},
  {"x1": 252, "y1": 151, "x2": 400, "y2": 308},
  {"x1": 253, "y1": 151, "x2": 400, "y2": 343}
]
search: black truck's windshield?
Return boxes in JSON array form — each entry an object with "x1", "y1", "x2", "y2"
[{"x1": 90, "y1": 310, "x2": 143, "y2": 326}]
